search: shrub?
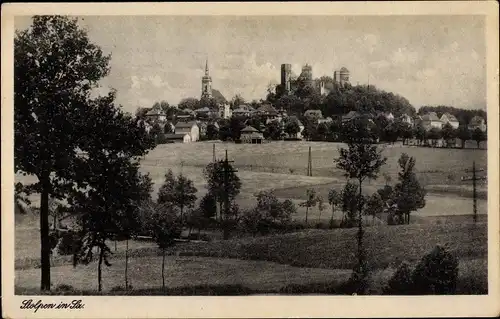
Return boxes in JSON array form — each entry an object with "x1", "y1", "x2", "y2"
[
  {"x1": 55, "y1": 231, "x2": 82, "y2": 256},
  {"x1": 411, "y1": 245, "x2": 459, "y2": 294},
  {"x1": 383, "y1": 262, "x2": 414, "y2": 295}
]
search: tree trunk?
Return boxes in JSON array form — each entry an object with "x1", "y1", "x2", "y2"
[
  {"x1": 40, "y1": 180, "x2": 51, "y2": 291},
  {"x1": 162, "y1": 248, "x2": 166, "y2": 292},
  {"x1": 125, "y1": 238, "x2": 129, "y2": 290},
  {"x1": 98, "y1": 244, "x2": 104, "y2": 292},
  {"x1": 357, "y1": 179, "x2": 364, "y2": 279},
  {"x1": 330, "y1": 205, "x2": 335, "y2": 225},
  {"x1": 407, "y1": 212, "x2": 411, "y2": 225}
]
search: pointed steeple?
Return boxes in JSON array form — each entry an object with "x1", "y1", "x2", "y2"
[{"x1": 205, "y1": 59, "x2": 209, "y2": 76}]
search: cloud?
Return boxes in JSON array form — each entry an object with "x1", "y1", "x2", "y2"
[
  {"x1": 369, "y1": 60, "x2": 391, "y2": 70},
  {"x1": 391, "y1": 47, "x2": 419, "y2": 65},
  {"x1": 356, "y1": 33, "x2": 379, "y2": 54}
]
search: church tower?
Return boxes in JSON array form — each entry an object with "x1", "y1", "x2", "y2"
[{"x1": 201, "y1": 59, "x2": 212, "y2": 99}]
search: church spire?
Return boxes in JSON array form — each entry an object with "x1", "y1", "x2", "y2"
[{"x1": 205, "y1": 59, "x2": 209, "y2": 76}]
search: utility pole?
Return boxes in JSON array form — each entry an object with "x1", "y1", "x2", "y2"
[
  {"x1": 307, "y1": 146, "x2": 312, "y2": 176},
  {"x1": 221, "y1": 149, "x2": 238, "y2": 239},
  {"x1": 213, "y1": 143, "x2": 216, "y2": 163},
  {"x1": 461, "y1": 161, "x2": 486, "y2": 223}
]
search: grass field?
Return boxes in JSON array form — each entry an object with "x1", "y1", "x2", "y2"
[
  {"x1": 15, "y1": 221, "x2": 487, "y2": 294},
  {"x1": 14, "y1": 140, "x2": 489, "y2": 295}
]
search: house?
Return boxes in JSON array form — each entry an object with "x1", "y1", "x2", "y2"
[
  {"x1": 440, "y1": 112, "x2": 460, "y2": 129},
  {"x1": 164, "y1": 133, "x2": 192, "y2": 143},
  {"x1": 145, "y1": 107, "x2": 167, "y2": 122},
  {"x1": 384, "y1": 112, "x2": 395, "y2": 122},
  {"x1": 232, "y1": 105, "x2": 255, "y2": 117},
  {"x1": 421, "y1": 112, "x2": 443, "y2": 131},
  {"x1": 240, "y1": 126, "x2": 265, "y2": 144},
  {"x1": 193, "y1": 107, "x2": 216, "y2": 118},
  {"x1": 256, "y1": 103, "x2": 279, "y2": 118},
  {"x1": 285, "y1": 116, "x2": 305, "y2": 139},
  {"x1": 400, "y1": 114, "x2": 414, "y2": 127},
  {"x1": 317, "y1": 117, "x2": 333, "y2": 125},
  {"x1": 342, "y1": 111, "x2": 361, "y2": 123},
  {"x1": 304, "y1": 109, "x2": 323, "y2": 121},
  {"x1": 174, "y1": 121, "x2": 200, "y2": 142},
  {"x1": 468, "y1": 116, "x2": 487, "y2": 132},
  {"x1": 218, "y1": 103, "x2": 232, "y2": 119}
]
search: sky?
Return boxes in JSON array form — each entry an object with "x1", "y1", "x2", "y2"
[{"x1": 15, "y1": 15, "x2": 486, "y2": 113}]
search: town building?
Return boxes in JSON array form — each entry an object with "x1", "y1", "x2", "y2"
[
  {"x1": 145, "y1": 106, "x2": 167, "y2": 122},
  {"x1": 218, "y1": 103, "x2": 232, "y2": 119},
  {"x1": 421, "y1": 112, "x2": 443, "y2": 131},
  {"x1": 400, "y1": 114, "x2": 414, "y2": 127},
  {"x1": 164, "y1": 133, "x2": 192, "y2": 143},
  {"x1": 232, "y1": 105, "x2": 255, "y2": 118},
  {"x1": 240, "y1": 126, "x2": 265, "y2": 144},
  {"x1": 174, "y1": 121, "x2": 200, "y2": 142},
  {"x1": 440, "y1": 112, "x2": 460, "y2": 129},
  {"x1": 280, "y1": 63, "x2": 292, "y2": 94},
  {"x1": 334, "y1": 67, "x2": 350, "y2": 87},
  {"x1": 342, "y1": 111, "x2": 361, "y2": 123},
  {"x1": 468, "y1": 116, "x2": 487, "y2": 132}
]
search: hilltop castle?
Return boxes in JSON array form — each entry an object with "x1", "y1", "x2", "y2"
[{"x1": 280, "y1": 63, "x2": 351, "y2": 96}]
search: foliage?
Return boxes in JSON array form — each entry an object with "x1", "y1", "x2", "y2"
[
  {"x1": 411, "y1": 245, "x2": 459, "y2": 294},
  {"x1": 198, "y1": 192, "x2": 217, "y2": 221},
  {"x1": 418, "y1": 105, "x2": 486, "y2": 127},
  {"x1": 365, "y1": 192, "x2": 384, "y2": 221},
  {"x1": 426, "y1": 128, "x2": 442, "y2": 147},
  {"x1": 14, "y1": 15, "x2": 115, "y2": 291},
  {"x1": 157, "y1": 169, "x2": 198, "y2": 221},
  {"x1": 264, "y1": 120, "x2": 283, "y2": 140},
  {"x1": 178, "y1": 97, "x2": 200, "y2": 110},
  {"x1": 327, "y1": 188, "x2": 342, "y2": 226},
  {"x1": 392, "y1": 153, "x2": 426, "y2": 224},
  {"x1": 340, "y1": 183, "x2": 360, "y2": 228},
  {"x1": 471, "y1": 128, "x2": 486, "y2": 149},
  {"x1": 205, "y1": 123, "x2": 219, "y2": 140},
  {"x1": 456, "y1": 125, "x2": 471, "y2": 148},
  {"x1": 284, "y1": 120, "x2": 300, "y2": 137},
  {"x1": 441, "y1": 123, "x2": 456, "y2": 147},
  {"x1": 383, "y1": 262, "x2": 414, "y2": 295},
  {"x1": 230, "y1": 94, "x2": 246, "y2": 109},
  {"x1": 299, "y1": 188, "x2": 318, "y2": 224}
]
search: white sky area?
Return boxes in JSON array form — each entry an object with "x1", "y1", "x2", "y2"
[{"x1": 15, "y1": 15, "x2": 486, "y2": 113}]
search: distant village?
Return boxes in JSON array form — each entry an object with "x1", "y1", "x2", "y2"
[{"x1": 138, "y1": 60, "x2": 487, "y2": 145}]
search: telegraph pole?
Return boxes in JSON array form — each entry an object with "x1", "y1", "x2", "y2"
[
  {"x1": 307, "y1": 146, "x2": 312, "y2": 176},
  {"x1": 461, "y1": 161, "x2": 486, "y2": 223},
  {"x1": 213, "y1": 143, "x2": 216, "y2": 163}
]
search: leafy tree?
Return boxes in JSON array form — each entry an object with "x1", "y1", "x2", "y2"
[
  {"x1": 335, "y1": 118, "x2": 387, "y2": 293},
  {"x1": 383, "y1": 262, "x2": 414, "y2": 295},
  {"x1": 149, "y1": 123, "x2": 164, "y2": 144},
  {"x1": 68, "y1": 90, "x2": 154, "y2": 291},
  {"x1": 164, "y1": 123, "x2": 173, "y2": 134},
  {"x1": 471, "y1": 128, "x2": 486, "y2": 149},
  {"x1": 157, "y1": 170, "x2": 198, "y2": 221},
  {"x1": 341, "y1": 182, "x2": 359, "y2": 227},
  {"x1": 230, "y1": 94, "x2": 246, "y2": 108},
  {"x1": 411, "y1": 245, "x2": 459, "y2": 294},
  {"x1": 316, "y1": 196, "x2": 326, "y2": 222},
  {"x1": 414, "y1": 124, "x2": 427, "y2": 146},
  {"x1": 198, "y1": 192, "x2": 217, "y2": 226},
  {"x1": 426, "y1": 128, "x2": 442, "y2": 147},
  {"x1": 317, "y1": 123, "x2": 329, "y2": 141},
  {"x1": 327, "y1": 188, "x2": 341, "y2": 225},
  {"x1": 365, "y1": 192, "x2": 384, "y2": 223},
  {"x1": 178, "y1": 97, "x2": 200, "y2": 110},
  {"x1": 392, "y1": 153, "x2": 426, "y2": 224},
  {"x1": 254, "y1": 190, "x2": 292, "y2": 224},
  {"x1": 456, "y1": 125, "x2": 471, "y2": 148},
  {"x1": 229, "y1": 116, "x2": 246, "y2": 140},
  {"x1": 203, "y1": 161, "x2": 242, "y2": 239},
  {"x1": 441, "y1": 123, "x2": 456, "y2": 148},
  {"x1": 299, "y1": 188, "x2": 318, "y2": 224},
  {"x1": 264, "y1": 120, "x2": 283, "y2": 140},
  {"x1": 15, "y1": 15, "x2": 114, "y2": 290},
  {"x1": 206, "y1": 123, "x2": 219, "y2": 140},
  {"x1": 140, "y1": 201, "x2": 181, "y2": 292},
  {"x1": 284, "y1": 120, "x2": 300, "y2": 138},
  {"x1": 398, "y1": 122, "x2": 413, "y2": 145},
  {"x1": 377, "y1": 185, "x2": 394, "y2": 203},
  {"x1": 135, "y1": 107, "x2": 149, "y2": 119}
]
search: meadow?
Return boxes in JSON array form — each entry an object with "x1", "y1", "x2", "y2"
[{"x1": 14, "y1": 140, "x2": 489, "y2": 294}]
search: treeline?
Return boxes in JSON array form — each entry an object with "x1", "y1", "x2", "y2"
[{"x1": 418, "y1": 105, "x2": 487, "y2": 125}]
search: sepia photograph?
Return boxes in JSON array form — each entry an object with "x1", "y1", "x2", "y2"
[{"x1": 2, "y1": 2, "x2": 499, "y2": 318}]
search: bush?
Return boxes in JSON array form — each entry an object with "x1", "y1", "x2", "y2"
[
  {"x1": 55, "y1": 231, "x2": 82, "y2": 256},
  {"x1": 383, "y1": 262, "x2": 414, "y2": 295},
  {"x1": 411, "y1": 245, "x2": 459, "y2": 294}
]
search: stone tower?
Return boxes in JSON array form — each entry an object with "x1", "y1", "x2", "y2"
[
  {"x1": 201, "y1": 59, "x2": 212, "y2": 99},
  {"x1": 280, "y1": 63, "x2": 292, "y2": 93},
  {"x1": 300, "y1": 64, "x2": 313, "y2": 86}
]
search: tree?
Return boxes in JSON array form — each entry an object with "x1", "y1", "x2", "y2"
[
  {"x1": 327, "y1": 188, "x2": 341, "y2": 225},
  {"x1": 135, "y1": 107, "x2": 149, "y2": 119},
  {"x1": 198, "y1": 192, "x2": 217, "y2": 227},
  {"x1": 471, "y1": 128, "x2": 486, "y2": 149},
  {"x1": 383, "y1": 123, "x2": 400, "y2": 144},
  {"x1": 164, "y1": 123, "x2": 173, "y2": 134},
  {"x1": 157, "y1": 170, "x2": 198, "y2": 222},
  {"x1": 316, "y1": 196, "x2": 326, "y2": 222},
  {"x1": 335, "y1": 118, "x2": 387, "y2": 293},
  {"x1": 230, "y1": 94, "x2": 246, "y2": 108},
  {"x1": 149, "y1": 123, "x2": 164, "y2": 144},
  {"x1": 284, "y1": 120, "x2": 300, "y2": 138},
  {"x1": 341, "y1": 182, "x2": 359, "y2": 227},
  {"x1": 203, "y1": 161, "x2": 242, "y2": 239},
  {"x1": 140, "y1": 201, "x2": 181, "y2": 292},
  {"x1": 456, "y1": 125, "x2": 471, "y2": 148},
  {"x1": 365, "y1": 192, "x2": 384, "y2": 223},
  {"x1": 299, "y1": 188, "x2": 317, "y2": 224},
  {"x1": 229, "y1": 116, "x2": 246, "y2": 140},
  {"x1": 264, "y1": 120, "x2": 283, "y2": 140},
  {"x1": 15, "y1": 16, "x2": 113, "y2": 291},
  {"x1": 426, "y1": 128, "x2": 442, "y2": 147},
  {"x1": 441, "y1": 123, "x2": 456, "y2": 148},
  {"x1": 317, "y1": 123, "x2": 330, "y2": 141},
  {"x1": 178, "y1": 97, "x2": 200, "y2": 110},
  {"x1": 69, "y1": 91, "x2": 155, "y2": 292},
  {"x1": 392, "y1": 153, "x2": 426, "y2": 224},
  {"x1": 206, "y1": 123, "x2": 219, "y2": 140},
  {"x1": 414, "y1": 124, "x2": 426, "y2": 146}
]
